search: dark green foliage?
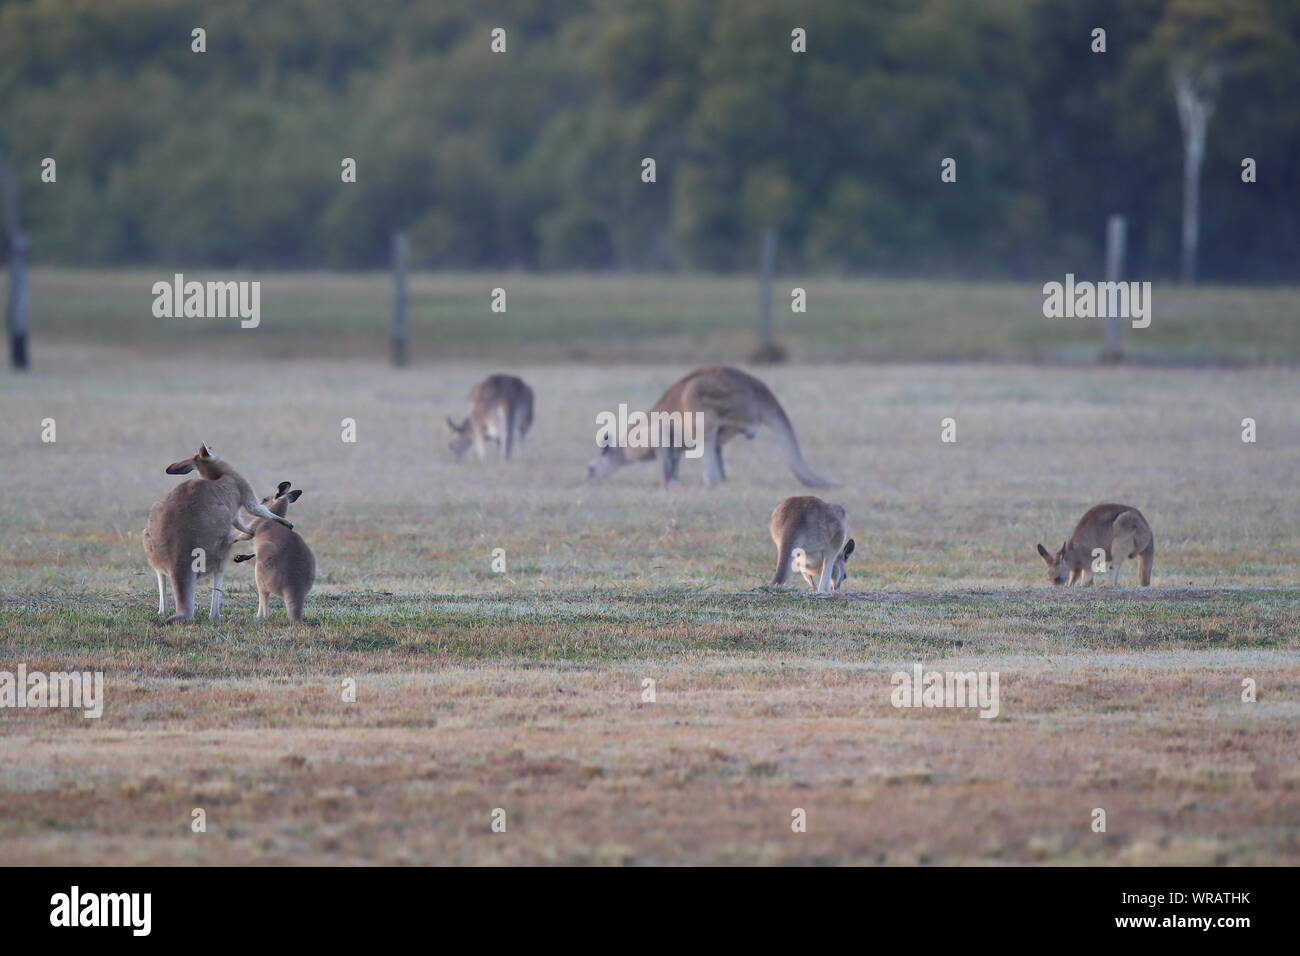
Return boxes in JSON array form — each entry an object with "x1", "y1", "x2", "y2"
[{"x1": 1, "y1": 0, "x2": 1296, "y2": 278}]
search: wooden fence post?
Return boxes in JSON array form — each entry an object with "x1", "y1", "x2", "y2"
[
  {"x1": 390, "y1": 231, "x2": 409, "y2": 368},
  {"x1": 1101, "y1": 214, "x2": 1126, "y2": 362},
  {"x1": 758, "y1": 226, "x2": 776, "y2": 350},
  {"x1": 750, "y1": 226, "x2": 787, "y2": 362},
  {"x1": 3, "y1": 158, "x2": 29, "y2": 371}
]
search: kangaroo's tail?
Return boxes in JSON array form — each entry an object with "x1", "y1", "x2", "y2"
[
  {"x1": 284, "y1": 589, "x2": 306, "y2": 623},
  {"x1": 762, "y1": 399, "x2": 839, "y2": 489}
]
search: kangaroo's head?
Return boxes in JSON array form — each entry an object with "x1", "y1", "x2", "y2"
[
  {"x1": 165, "y1": 442, "x2": 226, "y2": 480},
  {"x1": 1037, "y1": 541, "x2": 1071, "y2": 585},
  {"x1": 587, "y1": 442, "x2": 631, "y2": 482},
  {"x1": 446, "y1": 417, "x2": 473, "y2": 458},
  {"x1": 831, "y1": 538, "x2": 855, "y2": 589},
  {"x1": 258, "y1": 480, "x2": 303, "y2": 518}
]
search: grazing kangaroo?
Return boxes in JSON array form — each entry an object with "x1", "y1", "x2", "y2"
[
  {"x1": 770, "y1": 495, "x2": 855, "y2": 592},
  {"x1": 586, "y1": 366, "x2": 838, "y2": 488},
  {"x1": 232, "y1": 482, "x2": 316, "y2": 622},
  {"x1": 142, "y1": 443, "x2": 292, "y2": 624},
  {"x1": 1037, "y1": 503, "x2": 1154, "y2": 587},
  {"x1": 447, "y1": 374, "x2": 534, "y2": 461}
]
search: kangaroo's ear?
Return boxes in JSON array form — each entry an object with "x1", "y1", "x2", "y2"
[
  {"x1": 1036, "y1": 543, "x2": 1053, "y2": 564},
  {"x1": 842, "y1": 538, "x2": 855, "y2": 559},
  {"x1": 287, "y1": 489, "x2": 303, "y2": 502},
  {"x1": 275, "y1": 481, "x2": 292, "y2": 497},
  {"x1": 199, "y1": 442, "x2": 217, "y2": 460},
  {"x1": 165, "y1": 459, "x2": 195, "y2": 475}
]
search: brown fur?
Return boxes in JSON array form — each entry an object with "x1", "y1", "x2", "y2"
[
  {"x1": 587, "y1": 366, "x2": 838, "y2": 488},
  {"x1": 142, "y1": 443, "x2": 291, "y2": 624},
  {"x1": 447, "y1": 374, "x2": 534, "y2": 462},
  {"x1": 232, "y1": 482, "x2": 315, "y2": 623},
  {"x1": 770, "y1": 495, "x2": 855, "y2": 592},
  {"x1": 1037, "y1": 503, "x2": 1154, "y2": 587}
]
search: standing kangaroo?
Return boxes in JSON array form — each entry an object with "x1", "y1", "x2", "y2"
[
  {"x1": 447, "y1": 374, "x2": 534, "y2": 462},
  {"x1": 232, "y1": 482, "x2": 316, "y2": 623},
  {"x1": 142, "y1": 443, "x2": 292, "y2": 624},
  {"x1": 769, "y1": 495, "x2": 855, "y2": 592},
  {"x1": 586, "y1": 366, "x2": 839, "y2": 488},
  {"x1": 1037, "y1": 503, "x2": 1154, "y2": 587}
]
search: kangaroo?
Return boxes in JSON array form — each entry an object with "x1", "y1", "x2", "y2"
[
  {"x1": 142, "y1": 443, "x2": 292, "y2": 624},
  {"x1": 232, "y1": 481, "x2": 316, "y2": 623},
  {"x1": 769, "y1": 495, "x2": 855, "y2": 592},
  {"x1": 1037, "y1": 503, "x2": 1154, "y2": 587},
  {"x1": 586, "y1": 366, "x2": 838, "y2": 488},
  {"x1": 447, "y1": 374, "x2": 534, "y2": 462}
]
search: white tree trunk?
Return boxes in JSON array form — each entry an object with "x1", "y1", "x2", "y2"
[{"x1": 1174, "y1": 64, "x2": 1216, "y2": 285}]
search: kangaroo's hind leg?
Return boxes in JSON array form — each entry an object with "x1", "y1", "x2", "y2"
[
  {"x1": 500, "y1": 405, "x2": 514, "y2": 460},
  {"x1": 1107, "y1": 553, "x2": 1124, "y2": 586},
  {"x1": 656, "y1": 446, "x2": 678, "y2": 486},
  {"x1": 253, "y1": 564, "x2": 269, "y2": 618},
  {"x1": 700, "y1": 419, "x2": 724, "y2": 486},
  {"x1": 209, "y1": 567, "x2": 225, "y2": 619},
  {"x1": 703, "y1": 440, "x2": 724, "y2": 485},
  {"x1": 1109, "y1": 531, "x2": 1137, "y2": 586},
  {"x1": 1137, "y1": 541, "x2": 1154, "y2": 586}
]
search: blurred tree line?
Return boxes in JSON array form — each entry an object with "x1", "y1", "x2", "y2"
[{"x1": 1, "y1": 0, "x2": 1296, "y2": 280}]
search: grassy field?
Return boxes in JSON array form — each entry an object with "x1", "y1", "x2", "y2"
[
  {"x1": 7, "y1": 268, "x2": 1300, "y2": 363},
  {"x1": 1, "y1": 345, "x2": 1298, "y2": 864}
]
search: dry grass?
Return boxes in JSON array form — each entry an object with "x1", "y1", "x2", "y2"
[{"x1": 1, "y1": 348, "x2": 1298, "y2": 864}]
